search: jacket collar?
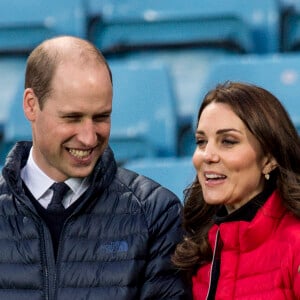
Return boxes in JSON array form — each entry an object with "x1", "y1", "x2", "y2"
[
  {"x1": 214, "y1": 185, "x2": 275, "y2": 224},
  {"x1": 2, "y1": 141, "x2": 117, "y2": 208},
  {"x1": 209, "y1": 190, "x2": 286, "y2": 252}
]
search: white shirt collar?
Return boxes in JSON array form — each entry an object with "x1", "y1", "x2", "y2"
[
  {"x1": 21, "y1": 148, "x2": 89, "y2": 208},
  {"x1": 20, "y1": 148, "x2": 54, "y2": 200}
]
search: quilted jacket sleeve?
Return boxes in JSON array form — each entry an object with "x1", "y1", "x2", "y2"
[{"x1": 139, "y1": 185, "x2": 192, "y2": 299}]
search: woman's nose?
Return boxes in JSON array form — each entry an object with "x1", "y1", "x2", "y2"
[{"x1": 203, "y1": 143, "x2": 219, "y2": 163}]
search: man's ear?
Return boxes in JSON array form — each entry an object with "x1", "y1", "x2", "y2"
[{"x1": 23, "y1": 88, "x2": 39, "y2": 121}]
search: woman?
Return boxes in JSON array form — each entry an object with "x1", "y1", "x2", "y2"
[{"x1": 173, "y1": 81, "x2": 300, "y2": 299}]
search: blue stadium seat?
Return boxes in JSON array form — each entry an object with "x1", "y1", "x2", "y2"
[
  {"x1": 109, "y1": 61, "x2": 178, "y2": 163},
  {"x1": 280, "y1": 0, "x2": 300, "y2": 50},
  {"x1": 0, "y1": 56, "x2": 27, "y2": 163},
  {"x1": 0, "y1": 75, "x2": 30, "y2": 164},
  {"x1": 124, "y1": 156, "x2": 195, "y2": 201},
  {"x1": 0, "y1": 0, "x2": 86, "y2": 53},
  {"x1": 88, "y1": 0, "x2": 279, "y2": 54},
  {"x1": 0, "y1": 56, "x2": 26, "y2": 125},
  {"x1": 188, "y1": 53, "x2": 300, "y2": 154},
  {"x1": 279, "y1": 0, "x2": 300, "y2": 6}
]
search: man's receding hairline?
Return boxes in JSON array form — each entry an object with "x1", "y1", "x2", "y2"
[
  {"x1": 40, "y1": 36, "x2": 112, "y2": 82},
  {"x1": 42, "y1": 36, "x2": 105, "y2": 62}
]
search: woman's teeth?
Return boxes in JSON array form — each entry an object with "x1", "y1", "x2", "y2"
[{"x1": 205, "y1": 174, "x2": 226, "y2": 180}]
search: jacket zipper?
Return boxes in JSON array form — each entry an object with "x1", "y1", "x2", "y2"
[
  {"x1": 41, "y1": 225, "x2": 53, "y2": 300},
  {"x1": 206, "y1": 228, "x2": 220, "y2": 300},
  {"x1": 54, "y1": 214, "x2": 76, "y2": 299}
]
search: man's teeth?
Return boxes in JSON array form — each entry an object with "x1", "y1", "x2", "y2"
[{"x1": 69, "y1": 149, "x2": 91, "y2": 158}]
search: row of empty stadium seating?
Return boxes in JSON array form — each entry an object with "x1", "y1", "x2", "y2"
[
  {"x1": 0, "y1": 0, "x2": 86, "y2": 54},
  {"x1": 1, "y1": 0, "x2": 300, "y2": 54},
  {"x1": 89, "y1": 0, "x2": 277, "y2": 54}
]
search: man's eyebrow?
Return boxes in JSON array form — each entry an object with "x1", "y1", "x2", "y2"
[
  {"x1": 58, "y1": 110, "x2": 112, "y2": 117},
  {"x1": 59, "y1": 112, "x2": 83, "y2": 117}
]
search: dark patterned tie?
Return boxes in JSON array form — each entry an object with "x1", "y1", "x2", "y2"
[{"x1": 47, "y1": 182, "x2": 70, "y2": 212}]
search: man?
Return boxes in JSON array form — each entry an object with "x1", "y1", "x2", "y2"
[{"x1": 0, "y1": 36, "x2": 190, "y2": 299}]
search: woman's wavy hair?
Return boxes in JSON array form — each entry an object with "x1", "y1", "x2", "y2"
[{"x1": 172, "y1": 81, "x2": 300, "y2": 275}]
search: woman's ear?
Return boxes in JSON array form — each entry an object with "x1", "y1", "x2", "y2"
[
  {"x1": 262, "y1": 155, "x2": 278, "y2": 176},
  {"x1": 23, "y1": 88, "x2": 39, "y2": 121}
]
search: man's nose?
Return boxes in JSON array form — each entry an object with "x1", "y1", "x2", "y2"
[{"x1": 77, "y1": 120, "x2": 98, "y2": 147}]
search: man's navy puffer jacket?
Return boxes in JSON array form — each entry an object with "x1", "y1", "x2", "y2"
[{"x1": 0, "y1": 142, "x2": 190, "y2": 300}]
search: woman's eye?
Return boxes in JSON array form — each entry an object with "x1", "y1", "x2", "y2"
[
  {"x1": 196, "y1": 139, "x2": 206, "y2": 146},
  {"x1": 222, "y1": 139, "x2": 238, "y2": 145}
]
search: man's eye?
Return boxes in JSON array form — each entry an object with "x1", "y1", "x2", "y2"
[
  {"x1": 63, "y1": 116, "x2": 81, "y2": 122},
  {"x1": 94, "y1": 114, "x2": 111, "y2": 122}
]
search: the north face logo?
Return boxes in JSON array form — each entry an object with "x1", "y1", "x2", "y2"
[{"x1": 99, "y1": 241, "x2": 128, "y2": 253}]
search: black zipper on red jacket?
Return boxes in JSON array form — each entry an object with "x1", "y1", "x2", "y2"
[{"x1": 206, "y1": 229, "x2": 222, "y2": 300}]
